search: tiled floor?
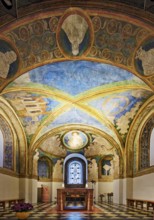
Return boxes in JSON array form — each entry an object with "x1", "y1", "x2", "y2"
[{"x1": 0, "y1": 202, "x2": 153, "y2": 219}]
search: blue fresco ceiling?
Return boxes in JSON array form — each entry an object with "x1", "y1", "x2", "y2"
[{"x1": 2, "y1": 60, "x2": 153, "y2": 146}]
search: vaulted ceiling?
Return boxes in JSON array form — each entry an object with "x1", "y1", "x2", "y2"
[{"x1": 0, "y1": 0, "x2": 154, "y2": 162}]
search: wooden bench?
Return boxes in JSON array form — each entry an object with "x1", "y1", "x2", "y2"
[
  {"x1": 0, "y1": 199, "x2": 25, "y2": 209},
  {"x1": 127, "y1": 198, "x2": 154, "y2": 210}
]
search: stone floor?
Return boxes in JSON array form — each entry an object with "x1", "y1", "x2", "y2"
[{"x1": 0, "y1": 202, "x2": 153, "y2": 219}]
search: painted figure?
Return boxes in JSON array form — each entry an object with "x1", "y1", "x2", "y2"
[
  {"x1": 0, "y1": 50, "x2": 17, "y2": 78},
  {"x1": 33, "y1": 149, "x2": 39, "y2": 176},
  {"x1": 62, "y1": 14, "x2": 88, "y2": 55},
  {"x1": 68, "y1": 131, "x2": 84, "y2": 149}
]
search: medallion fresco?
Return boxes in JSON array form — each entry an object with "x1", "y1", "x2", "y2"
[
  {"x1": 62, "y1": 130, "x2": 89, "y2": 150},
  {"x1": 1, "y1": 8, "x2": 150, "y2": 86},
  {"x1": 0, "y1": 39, "x2": 19, "y2": 79},
  {"x1": 135, "y1": 37, "x2": 154, "y2": 76},
  {"x1": 57, "y1": 9, "x2": 93, "y2": 57}
]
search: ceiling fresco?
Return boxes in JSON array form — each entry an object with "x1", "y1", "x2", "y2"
[
  {"x1": 0, "y1": 7, "x2": 154, "y2": 90},
  {"x1": 0, "y1": 4, "x2": 154, "y2": 169},
  {"x1": 2, "y1": 60, "x2": 153, "y2": 149}
]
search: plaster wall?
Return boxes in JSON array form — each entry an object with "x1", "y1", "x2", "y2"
[
  {"x1": 19, "y1": 178, "x2": 30, "y2": 202},
  {"x1": 0, "y1": 173, "x2": 19, "y2": 200},
  {"x1": 51, "y1": 182, "x2": 63, "y2": 202},
  {"x1": 121, "y1": 178, "x2": 133, "y2": 205},
  {"x1": 98, "y1": 182, "x2": 113, "y2": 202},
  {"x1": 133, "y1": 173, "x2": 154, "y2": 200},
  {"x1": 28, "y1": 179, "x2": 38, "y2": 204},
  {"x1": 113, "y1": 179, "x2": 124, "y2": 204}
]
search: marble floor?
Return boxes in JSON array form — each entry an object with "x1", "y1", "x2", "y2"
[{"x1": 0, "y1": 202, "x2": 153, "y2": 219}]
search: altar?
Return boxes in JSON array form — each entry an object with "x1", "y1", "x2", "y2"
[{"x1": 57, "y1": 188, "x2": 94, "y2": 211}]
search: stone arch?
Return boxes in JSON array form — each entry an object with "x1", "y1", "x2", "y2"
[
  {"x1": 0, "y1": 97, "x2": 27, "y2": 175},
  {"x1": 125, "y1": 97, "x2": 154, "y2": 177},
  {"x1": 139, "y1": 114, "x2": 154, "y2": 170}
]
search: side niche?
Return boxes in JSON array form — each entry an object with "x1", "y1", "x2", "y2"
[
  {"x1": 38, "y1": 156, "x2": 52, "y2": 181},
  {"x1": 99, "y1": 155, "x2": 114, "y2": 181}
]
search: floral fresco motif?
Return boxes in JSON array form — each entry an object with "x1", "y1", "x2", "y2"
[{"x1": 88, "y1": 90, "x2": 153, "y2": 141}]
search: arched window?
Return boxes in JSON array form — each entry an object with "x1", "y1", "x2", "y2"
[
  {"x1": 64, "y1": 153, "x2": 87, "y2": 188},
  {"x1": 0, "y1": 129, "x2": 4, "y2": 167},
  {"x1": 140, "y1": 116, "x2": 154, "y2": 169},
  {"x1": 150, "y1": 128, "x2": 154, "y2": 166},
  {"x1": 68, "y1": 161, "x2": 83, "y2": 184}
]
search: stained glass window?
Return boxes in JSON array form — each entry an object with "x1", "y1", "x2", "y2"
[{"x1": 68, "y1": 161, "x2": 83, "y2": 184}]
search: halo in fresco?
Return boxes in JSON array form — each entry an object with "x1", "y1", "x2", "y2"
[
  {"x1": 57, "y1": 9, "x2": 93, "y2": 58},
  {"x1": 0, "y1": 38, "x2": 19, "y2": 79},
  {"x1": 135, "y1": 37, "x2": 154, "y2": 76},
  {"x1": 62, "y1": 130, "x2": 89, "y2": 150}
]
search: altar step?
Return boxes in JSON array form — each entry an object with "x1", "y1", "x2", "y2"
[{"x1": 65, "y1": 201, "x2": 86, "y2": 210}]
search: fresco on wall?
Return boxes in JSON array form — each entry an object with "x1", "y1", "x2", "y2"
[
  {"x1": 3, "y1": 91, "x2": 60, "y2": 137},
  {"x1": 38, "y1": 159, "x2": 50, "y2": 178},
  {"x1": 57, "y1": 10, "x2": 92, "y2": 57},
  {"x1": 0, "y1": 39, "x2": 18, "y2": 79},
  {"x1": 88, "y1": 89, "x2": 153, "y2": 141},
  {"x1": 90, "y1": 17, "x2": 150, "y2": 66},
  {"x1": 88, "y1": 158, "x2": 98, "y2": 181},
  {"x1": 84, "y1": 134, "x2": 114, "y2": 157},
  {"x1": 40, "y1": 134, "x2": 67, "y2": 157},
  {"x1": 53, "y1": 159, "x2": 63, "y2": 180},
  {"x1": 135, "y1": 37, "x2": 154, "y2": 76},
  {"x1": 102, "y1": 158, "x2": 113, "y2": 176}
]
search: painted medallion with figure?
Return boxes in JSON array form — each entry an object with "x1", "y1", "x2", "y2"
[{"x1": 62, "y1": 130, "x2": 88, "y2": 150}]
